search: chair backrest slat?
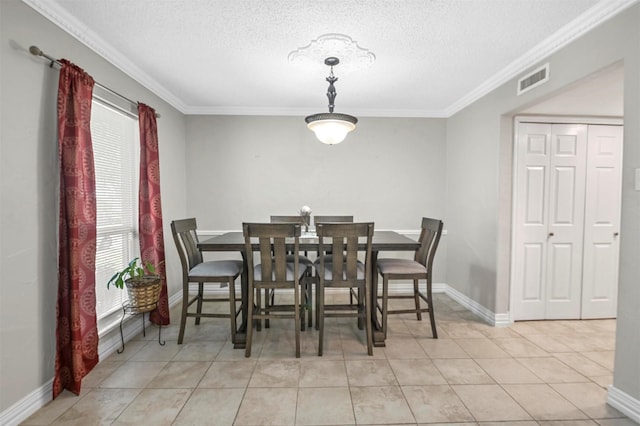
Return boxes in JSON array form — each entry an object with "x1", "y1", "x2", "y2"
[
  {"x1": 243, "y1": 222, "x2": 300, "y2": 284},
  {"x1": 415, "y1": 217, "x2": 444, "y2": 270},
  {"x1": 317, "y1": 222, "x2": 374, "y2": 283},
  {"x1": 313, "y1": 215, "x2": 353, "y2": 226},
  {"x1": 171, "y1": 218, "x2": 203, "y2": 271}
]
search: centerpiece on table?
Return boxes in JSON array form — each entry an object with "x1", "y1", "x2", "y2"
[{"x1": 299, "y1": 205, "x2": 312, "y2": 232}]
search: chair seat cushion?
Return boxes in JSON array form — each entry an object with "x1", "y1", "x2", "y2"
[
  {"x1": 315, "y1": 261, "x2": 366, "y2": 280},
  {"x1": 285, "y1": 254, "x2": 313, "y2": 266},
  {"x1": 189, "y1": 260, "x2": 243, "y2": 279},
  {"x1": 377, "y1": 258, "x2": 427, "y2": 275},
  {"x1": 254, "y1": 262, "x2": 307, "y2": 281}
]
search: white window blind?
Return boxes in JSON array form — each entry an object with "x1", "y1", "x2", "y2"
[{"x1": 91, "y1": 100, "x2": 139, "y2": 330}]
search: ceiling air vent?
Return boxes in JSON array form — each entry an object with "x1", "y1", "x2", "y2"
[{"x1": 517, "y1": 63, "x2": 549, "y2": 95}]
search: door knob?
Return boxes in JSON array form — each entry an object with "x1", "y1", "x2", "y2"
[
  {"x1": 548, "y1": 232, "x2": 554, "y2": 237},
  {"x1": 614, "y1": 232, "x2": 619, "y2": 237}
]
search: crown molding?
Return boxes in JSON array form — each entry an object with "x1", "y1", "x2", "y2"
[
  {"x1": 444, "y1": 0, "x2": 639, "y2": 117},
  {"x1": 22, "y1": 0, "x2": 638, "y2": 118},
  {"x1": 21, "y1": 0, "x2": 189, "y2": 113}
]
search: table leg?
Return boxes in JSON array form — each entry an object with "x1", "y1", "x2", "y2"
[
  {"x1": 233, "y1": 251, "x2": 249, "y2": 349},
  {"x1": 370, "y1": 251, "x2": 386, "y2": 347}
]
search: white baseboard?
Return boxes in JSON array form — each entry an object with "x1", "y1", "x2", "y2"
[
  {"x1": 0, "y1": 379, "x2": 53, "y2": 426},
  {"x1": 608, "y1": 385, "x2": 640, "y2": 423}
]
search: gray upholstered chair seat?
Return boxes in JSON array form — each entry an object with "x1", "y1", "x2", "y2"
[
  {"x1": 315, "y1": 260, "x2": 366, "y2": 280},
  {"x1": 253, "y1": 261, "x2": 307, "y2": 281},
  {"x1": 286, "y1": 254, "x2": 313, "y2": 266},
  {"x1": 376, "y1": 258, "x2": 427, "y2": 275},
  {"x1": 190, "y1": 260, "x2": 243, "y2": 279}
]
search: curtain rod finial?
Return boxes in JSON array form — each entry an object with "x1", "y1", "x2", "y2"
[{"x1": 29, "y1": 45, "x2": 42, "y2": 56}]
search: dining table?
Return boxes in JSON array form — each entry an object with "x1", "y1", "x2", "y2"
[{"x1": 198, "y1": 230, "x2": 420, "y2": 349}]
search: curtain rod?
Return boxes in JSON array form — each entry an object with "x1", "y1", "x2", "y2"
[{"x1": 29, "y1": 45, "x2": 160, "y2": 118}]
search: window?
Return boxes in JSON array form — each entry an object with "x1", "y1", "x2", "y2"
[{"x1": 91, "y1": 99, "x2": 139, "y2": 333}]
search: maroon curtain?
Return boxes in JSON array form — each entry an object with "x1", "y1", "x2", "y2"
[
  {"x1": 138, "y1": 103, "x2": 169, "y2": 325},
  {"x1": 53, "y1": 60, "x2": 98, "y2": 399}
]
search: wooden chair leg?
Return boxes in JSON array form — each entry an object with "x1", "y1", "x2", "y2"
[
  {"x1": 364, "y1": 281, "x2": 373, "y2": 356},
  {"x1": 413, "y1": 279, "x2": 422, "y2": 321},
  {"x1": 178, "y1": 281, "x2": 189, "y2": 344},
  {"x1": 245, "y1": 283, "x2": 255, "y2": 357},
  {"x1": 382, "y1": 275, "x2": 389, "y2": 340},
  {"x1": 294, "y1": 281, "x2": 301, "y2": 358},
  {"x1": 318, "y1": 282, "x2": 324, "y2": 356},
  {"x1": 427, "y1": 279, "x2": 437, "y2": 338},
  {"x1": 228, "y1": 277, "x2": 237, "y2": 344},
  {"x1": 195, "y1": 282, "x2": 203, "y2": 325}
]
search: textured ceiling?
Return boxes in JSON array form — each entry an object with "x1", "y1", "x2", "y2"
[{"x1": 24, "y1": 0, "x2": 634, "y2": 117}]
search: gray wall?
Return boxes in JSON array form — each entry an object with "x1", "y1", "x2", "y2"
[
  {"x1": 185, "y1": 115, "x2": 447, "y2": 230},
  {"x1": 445, "y1": 3, "x2": 640, "y2": 403},
  {"x1": 0, "y1": 0, "x2": 187, "y2": 412}
]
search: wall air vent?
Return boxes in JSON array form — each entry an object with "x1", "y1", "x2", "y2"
[{"x1": 517, "y1": 63, "x2": 549, "y2": 96}]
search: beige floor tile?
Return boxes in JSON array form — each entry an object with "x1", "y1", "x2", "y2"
[
  {"x1": 111, "y1": 388, "x2": 191, "y2": 425},
  {"x1": 452, "y1": 384, "x2": 532, "y2": 422},
  {"x1": 296, "y1": 387, "x2": 355, "y2": 425},
  {"x1": 439, "y1": 321, "x2": 486, "y2": 338},
  {"x1": 106, "y1": 340, "x2": 148, "y2": 361},
  {"x1": 503, "y1": 384, "x2": 588, "y2": 420},
  {"x1": 128, "y1": 339, "x2": 182, "y2": 361},
  {"x1": 582, "y1": 350, "x2": 616, "y2": 370},
  {"x1": 235, "y1": 387, "x2": 297, "y2": 425},
  {"x1": 199, "y1": 360, "x2": 256, "y2": 388},
  {"x1": 172, "y1": 388, "x2": 244, "y2": 426},
  {"x1": 80, "y1": 360, "x2": 125, "y2": 388},
  {"x1": 47, "y1": 388, "x2": 140, "y2": 425},
  {"x1": 147, "y1": 361, "x2": 210, "y2": 388},
  {"x1": 403, "y1": 318, "x2": 445, "y2": 338},
  {"x1": 388, "y1": 358, "x2": 447, "y2": 385},
  {"x1": 402, "y1": 385, "x2": 474, "y2": 423},
  {"x1": 299, "y1": 359, "x2": 348, "y2": 387},
  {"x1": 383, "y1": 337, "x2": 429, "y2": 359},
  {"x1": 554, "y1": 353, "x2": 612, "y2": 376},
  {"x1": 345, "y1": 359, "x2": 397, "y2": 386},
  {"x1": 171, "y1": 340, "x2": 224, "y2": 361},
  {"x1": 350, "y1": 386, "x2": 415, "y2": 424},
  {"x1": 423, "y1": 423, "x2": 478, "y2": 426},
  {"x1": 216, "y1": 340, "x2": 264, "y2": 361},
  {"x1": 21, "y1": 390, "x2": 84, "y2": 425},
  {"x1": 478, "y1": 423, "x2": 539, "y2": 426},
  {"x1": 475, "y1": 358, "x2": 543, "y2": 384},
  {"x1": 595, "y1": 419, "x2": 640, "y2": 425},
  {"x1": 249, "y1": 359, "x2": 300, "y2": 387},
  {"x1": 551, "y1": 383, "x2": 625, "y2": 419},
  {"x1": 590, "y1": 374, "x2": 613, "y2": 389},
  {"x1": 523, "y1": 334, "x2": 576, "y2": 353},
  {"x1": 493, "y1": 337, "x2": 549, "y2": 357},
  {"x1": 517, "y1": 357, "x2": 589, "y2": 383},
  {"x1": 454, "y1": 338, "x2": 510, "y2": 358},
  {"x1": 418, "y1": 338, "x2": 470, "y2": 358},
  {"x1": 99, "y1": 361, "x2": 167, "y2": 388},
  {"x1": 432, "y1": 359, "x2": 494, "y2": 384},
  {"x1": 537, "y1": 420, "x2": 598, "y2": 425}
]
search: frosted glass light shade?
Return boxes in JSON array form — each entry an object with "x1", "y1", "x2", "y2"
[{"x1": 305, "y1": 113, "x2": 357, "y2": 145}]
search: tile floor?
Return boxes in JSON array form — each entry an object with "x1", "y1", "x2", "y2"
[{"x1": 22, "y1": 292, "x2": 637, "y2": 425}]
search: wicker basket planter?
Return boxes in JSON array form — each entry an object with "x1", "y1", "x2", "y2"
[{"x1": 125, "y1": 275, "x2": 162, "y2": 313}]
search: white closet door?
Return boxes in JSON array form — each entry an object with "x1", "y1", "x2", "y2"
[
  {"x1": 581, "y1": 125, "x2": 623, "y2": 319},
  {"x1": 513, "y1": 123, "x2": 552, "y2": 320},
  {"x1": 544, "y1": 124, "x2": 587, "y2": 319}
]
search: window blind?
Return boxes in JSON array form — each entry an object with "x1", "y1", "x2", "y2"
[{"x1": 91, "y1": 100, "x2": 139, "y2": 326}]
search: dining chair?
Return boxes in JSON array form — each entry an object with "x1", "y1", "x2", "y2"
[
  {"x1": 315, "y1": 222, "x2": 374, "y2": 356},
  {"x1": 170, "y1": 218, "x2": 244, "y2": 344},
  {"x1": 269, "y1": 216, "x2": 314, "y2": 329},
  {"x1": 374, "y1": 217, "x2": 443, "y2": 339},
  {"x1": 243, "y1": 222, "x2": 305, "y2": 357}
]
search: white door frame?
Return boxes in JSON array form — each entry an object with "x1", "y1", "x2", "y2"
[{"x1": 509, "y1": 115, "x2": 623, "y2": 323}]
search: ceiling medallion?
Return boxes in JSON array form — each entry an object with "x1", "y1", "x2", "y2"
[{"x1": 288, "y1": 33, "x2": 375, "y2": 75}]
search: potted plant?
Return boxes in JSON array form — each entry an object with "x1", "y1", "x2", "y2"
[{"x1": 108, "y1": 257, "x2": 163, "y2": 313}]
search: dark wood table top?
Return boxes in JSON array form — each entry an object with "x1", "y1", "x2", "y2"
[{"x1": 198, "y1": 230, "x2": 420, "y2": 252}]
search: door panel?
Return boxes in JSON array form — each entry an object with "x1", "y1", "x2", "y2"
[{"x1": 581, "y1": 125, "x2": 623, "y2": 319}]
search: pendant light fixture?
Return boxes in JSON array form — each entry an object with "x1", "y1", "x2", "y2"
[{"x1": 305, "y1": 57, "x2": 358, "y2": 145}]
